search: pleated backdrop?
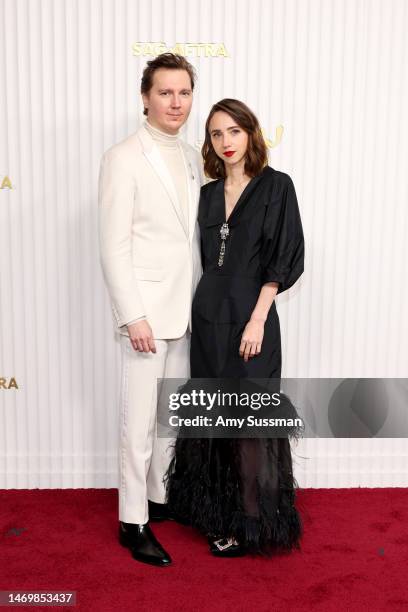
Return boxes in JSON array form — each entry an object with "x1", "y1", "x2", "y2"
[{"x1": 0, "y1": 0, "x2": 407, "y2": 488}]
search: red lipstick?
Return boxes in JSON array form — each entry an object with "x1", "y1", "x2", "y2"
[{"x1": 224, "y1": 151, "x2": 235, "y2": 157}]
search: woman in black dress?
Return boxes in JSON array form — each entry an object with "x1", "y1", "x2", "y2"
[{"x1": 165, "y1": 99, "x2": 305, "y2": 557}]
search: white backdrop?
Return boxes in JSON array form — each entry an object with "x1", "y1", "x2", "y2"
[{"x1": 1, "y1": 0, "x2": 407, "y2": 488}]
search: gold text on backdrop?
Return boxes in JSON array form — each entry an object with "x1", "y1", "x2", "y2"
[
  {"x1": 131, "y1": 42, "x2": 229, "y2": 57},
  {"x1": 0, "y1": 378, "x2": 19, "y2": 389},
  {"x1": 0, "y1": 176, "x2": 13, "y2": 189}
]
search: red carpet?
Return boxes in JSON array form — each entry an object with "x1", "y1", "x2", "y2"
[{"x1": 1, "y1": 489, "x2": 407, "y2": 611}]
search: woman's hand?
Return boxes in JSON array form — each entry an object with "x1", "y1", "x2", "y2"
[{"x1": 239, "y1": 318, "x2": 265, "y2": 362}]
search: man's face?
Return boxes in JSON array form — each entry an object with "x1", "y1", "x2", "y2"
[{"x1": 142, "y1": 68, "x2": 193, "y2": 134}]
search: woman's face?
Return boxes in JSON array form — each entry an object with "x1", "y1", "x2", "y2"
[{"x1": 208, "y1": 111, "x2": 249, "y2": 169}]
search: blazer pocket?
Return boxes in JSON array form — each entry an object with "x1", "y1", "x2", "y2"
[{"x1": 133, "y1": 266, "x2": 164, "y2": 281}]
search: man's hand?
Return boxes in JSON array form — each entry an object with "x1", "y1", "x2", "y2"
[{"x1": 127, "y1": 320, "x2": 156, "y2": 353}]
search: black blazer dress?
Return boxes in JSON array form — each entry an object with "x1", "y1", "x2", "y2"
[{"x1": 191, "y1": 165, "x2": 305, "y2": 379}]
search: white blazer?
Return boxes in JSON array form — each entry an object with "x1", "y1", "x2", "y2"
[{"x1": 98, "y1": 122, "x2": 204, "y2": 339}]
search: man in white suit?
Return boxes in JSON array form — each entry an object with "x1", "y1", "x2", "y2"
[{"x1": 98, "y1": 53, "x2": 203, "y2": 566}]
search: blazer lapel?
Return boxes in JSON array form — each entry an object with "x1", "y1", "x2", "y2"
[
  {"x1": 226, "y1": 169, "x2": 266, "y2": 227},
  {"x1": 204, "y1": 179, "x2": 225, "y2": 227},
  {"x1": 203, "y1": 168, "x2": 267, "y2": 228},
  {"x1": 137, "y1": 124, "x2": 187, "y2": 234},
  {"x1": 180, "y1": 142, "x2": 201, "y2": 243}
]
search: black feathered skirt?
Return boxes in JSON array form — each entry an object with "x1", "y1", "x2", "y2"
[{"x1": 165, "y1": 304, "x2": 303, "y2": 555}]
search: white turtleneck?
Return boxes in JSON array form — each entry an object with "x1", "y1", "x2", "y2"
[{"x1": 126, "y1": 118, "x2": 191, "y2": 327}]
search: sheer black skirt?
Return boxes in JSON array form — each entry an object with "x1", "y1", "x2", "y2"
[
  {"x1": 165, "y1": 309, "x2": 303, "y2": 555},
  {"x1": 166, "y1": 436, "x2": 302, "y2": 554}
]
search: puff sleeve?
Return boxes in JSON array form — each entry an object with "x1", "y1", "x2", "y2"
[{"x1": 260, "y1": 175, "x2": 304, "y2": 294}]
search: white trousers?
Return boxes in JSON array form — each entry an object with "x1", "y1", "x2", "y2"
[{"x1": 118, "y1": 330, "x2": 190, "y2": 524}]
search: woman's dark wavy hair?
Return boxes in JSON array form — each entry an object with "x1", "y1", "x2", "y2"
[{"x1": 202, "y1": 98, "x2": 268, "y2": 179}]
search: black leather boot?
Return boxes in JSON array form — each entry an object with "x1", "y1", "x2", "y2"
[{"x1": 119, "y1": 521, "x2": 172, "y2": 566}]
